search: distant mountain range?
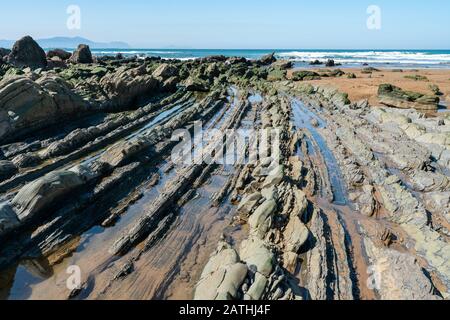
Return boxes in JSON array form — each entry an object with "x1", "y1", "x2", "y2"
[{"x1": 0, "y1": 37, "x2": 130, "y2": 49}]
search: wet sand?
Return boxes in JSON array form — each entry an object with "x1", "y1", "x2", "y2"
[{"x1": 288, "y1": 68, "x2": 450, "y2": 107}]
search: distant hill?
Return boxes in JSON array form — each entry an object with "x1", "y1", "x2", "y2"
[{"x1": 0, "y1": 36, "x2": 130, "y2": 49}]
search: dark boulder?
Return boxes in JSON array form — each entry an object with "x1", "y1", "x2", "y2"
[
  {"x1": 6, "y1": 36, "x2": 47, "y2": 69},
  {"x1": 70, "y1": 44, "x2": 94, "y2": 64},
  {"x1": 47, "y1": 49, "x2": 71, "y2": 60},
  {"x1": 325, "y1": 59, "x2": 336, "y2": 67},
  {"x1": 292, "y1": 70, "x2": 321, "y2": 81},
  {"x1": 309, "y1": 60, "x2": 323, "y2": 65},
  {"x1": 259, "y1": 52, "x2": 277, "y2": 65}
]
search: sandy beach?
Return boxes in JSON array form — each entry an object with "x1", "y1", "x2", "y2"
[{"x1": 289, "y1": 67, "x2": 450, "y2": 109}]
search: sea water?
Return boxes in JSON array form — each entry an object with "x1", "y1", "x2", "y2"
[{"x1": 69, "y1": 49, "x2": 450, "y2": 69}]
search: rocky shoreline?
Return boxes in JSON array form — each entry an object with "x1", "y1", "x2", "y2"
[{"x1": 0, "y1": 36, "x2": 449, "y2": 300}]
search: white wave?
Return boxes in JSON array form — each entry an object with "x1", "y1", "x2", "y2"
[
  {"x1": 160, "y1": 57, "x2": 199, "y2": 61},
  {"x1": 276, "y1": 51, "x2": 450, "y2": 65}
]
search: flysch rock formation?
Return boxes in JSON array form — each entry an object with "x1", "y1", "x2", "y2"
[{"x1": 0, "y1": 36, "x2": 448, "y2": 301}]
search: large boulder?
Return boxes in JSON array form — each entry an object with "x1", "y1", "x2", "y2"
[
  {"x1": 378, "y1": 84, "x2": 439, "y2": 112},
  {"x1": 309, "y1": 59, "x2": 323, "y2": 65},
  {"x1": 47, "y1": 49, "x2": 71, "y2": 61},
  {"x1": 0, "y1": 75, "x2": 87, "y2": 142},
  {"x1": 11, "y1": 171, "x2": 84, "y2": 222},
  {"x1": 0, "y1": 76, "x2": 53, "y2": 141},
  {"x1": 258, "y1": 52, "x2": 277, "y2": 65},
  {"x1": 6, "y1": 36, "x2": 47, "y2": 69},
  {"x1": 325, "y1": 59, "x2": 336, "y2": 67},
  {"x1": 195, "y1": 241, "x2": 248, "y2": 300},
  {"x1": 69, "y1": 44, "x2": 93, "y2": 64},
  {"x1": 36, "y1": 75, "x2": 87, "y2": 113}
]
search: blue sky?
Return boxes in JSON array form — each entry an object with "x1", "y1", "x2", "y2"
[{"x1": 1, "y1": 0, "x2": 449, "y2": 49}]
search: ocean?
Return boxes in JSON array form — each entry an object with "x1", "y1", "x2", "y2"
[{"x1": 84, "y1": 49, "x2": 450, "y2": 69}]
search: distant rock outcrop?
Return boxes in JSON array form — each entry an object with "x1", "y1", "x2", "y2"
[
  {"x1": 309, "y1": 59, "x2": 323, "y2": 65},
  {"x1": 378, "y1": 83, "x2": 439, "y2": 111},
  {"x1": 258, "y1": 52, "x2": 277, "y2": 66},
  {"x1": 6, "y1": 36, "x2": 47, "y2": 69},
  {"x1": 47, "y1": 49, "x2": 71, "y2": 61},
  {"x1": 325, "y1": 59, "x2": 336, "y2": 67},
  {"x1": 292, "y1": 70, "x2": 321, "y2": 81},
  {"x1": 69, "y1": 44, "x2": 93, "y2": 64}
]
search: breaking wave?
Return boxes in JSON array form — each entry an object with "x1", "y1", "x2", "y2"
[{"x1": 276, "y1": 51, "x2": 450, "y2": 65}]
